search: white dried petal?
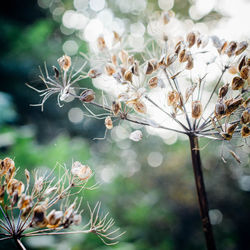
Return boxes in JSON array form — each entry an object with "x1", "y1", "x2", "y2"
[{"x1": 129, "y1": 130, "x2": 143, "y2": 142}]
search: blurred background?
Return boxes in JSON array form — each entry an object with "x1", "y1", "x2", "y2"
[{"x1": 0, "y1": 0, "x2": 249, "y2": 249}]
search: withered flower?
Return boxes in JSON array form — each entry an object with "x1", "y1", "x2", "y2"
[
  {"x1": 57, "y1": 55, "x2": 71, "y2": 71},
  {"x1": 80, "y1": 89, "x2": 95, "y2": 103},
  {"x1": 192, "y1": 101, "x2": 202, "y2": 119},
  {"x1": 105, "y1": 116, "x2": 113, "y2": 129}
]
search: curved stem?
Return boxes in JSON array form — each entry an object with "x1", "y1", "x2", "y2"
[{"x1": 189, "y1": 135, "x2": 216, "y2": 250}]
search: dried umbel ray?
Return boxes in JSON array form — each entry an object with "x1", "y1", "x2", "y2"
[
  {"x1": 0, "y1": 158, "x2": 124, "y2": 249},
  {"x1": 27, "y1": 11, "x2": 249, "y2": 250}
]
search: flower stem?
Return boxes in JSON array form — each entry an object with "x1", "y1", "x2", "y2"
[
  {"x1": 189, "y1": 135, "x2": 216, "y2": 250},
  {"x1": 13, "y1": 238, "x2": 26, "y2": 250}
]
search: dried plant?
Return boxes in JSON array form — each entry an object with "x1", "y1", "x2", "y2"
[
  {"x1": 0, "y1": 158, "x2": 124, "y2": 249},
  {"x1": 27, "y1": 11, "x2": 250, "y2": 250}
]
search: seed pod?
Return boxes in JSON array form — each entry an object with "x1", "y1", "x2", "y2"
[
  {"x1": 231, "y1": 76, "x2": 244, "y2": 90},
  {"x1": 162, "y1": 12, "x2": 170, "y2": 24},
  {"x1": 144, "y1": 59, "x2": 158, "y2": 74},
  {"x1": 47, "y1": 210, "x2": 63, "y2": 228},
  {"x1": 215, "y1": 100, "x2": 226, "y2": 117},
  {"x1": 225, "y1": 41, "x2": 237, "y2": 57},
  {"x1": 25, "y1": 169, "x2": 30, "y2": 185},
  {"x1": 185, "y1": 84, "x2": 197, "y2": 103},
  {"x1": 5, "y1": 165, "x2": 15, "y2": 183},
  {"x1": 179, "y1": 49, "x2": 187, "y2": 63},
  {"x1": 241, "y1": 125, "x2": 250, "y2": 138},
  {"x1": 113, "y1": 31, "x2": 121, "y2": 45},
  {"x1": 77, "y1": 166, "x2": 92, "y2": 181},
  {"x1": 0, "y1": 157, "x2": 15, "y2": 176},
  {"x1": 57, "y1": 55, "x2": 71, "y2": 71},
  {"x1": 35, "y1": 177, "x2": 44, "y2": 193},
  {"x1": 18, "y1": 195, "x2": 33, "y2": 210},
  {"x1": 240, "y1": 65, "x2": 249, "y2": 80},
  {"x1": 218, "y1": 41, "x2": 228, "y2": 54},
  {"x1": 124, "y1": 70, "x2": 133, "y2": 82},
  {"x1": 127, "y1": 55, "x2": 135, "y2": 66},
  {"x1": 73, "y1": 213, "x2": 82, "y2": 225},
  {"x1": 192, "y1": 100, "x2": 202, "y2": 119},
  {"x1": 80, "y1": 89, "x2": 95, "y2": 103},
  {"x1": 238, "y1": 56, "x2": 246, "y2": 72},
  {"x1": 186, "y1": 55, "x2": 194, "y2": 70},
  {"x1": 218, "y1": 83, "x2": 229, "y2": 98},
  {"x1": 186, "y1": 32, "x2": 196, "y2": 48},
  {"x1": 32, "y1": 205, "x2": 48, "y2": 228},
  {"x1": 166, "y1": 53, "x2": 177, "y2": 67},
  {"x1": 243, "y1": 97, "x2": 250, "y2": 108},
  {"x1": 112, "y1": 101, "x2": 121, "y2": 116},
  {"x1": 129, "y1": 130, "x2": 143, "y2": 142},
  {"x1": 105, "y1": 116, "x2": 113, "y2": 130},
  {"x1": 7, "y1": 179, "x2": 24, "y2": 196},
  {"x1": 197, "y1": 36, "x2": 202, "y2": 48},
  {"x1": 0, "y1": 185, "x2": 4, "y2": 203},
  {"x1": 52, "y1": 66, "x2": 59, "y2": 79},
  {"x1": 97, "y1": 36, "x2": 106, "y2": 51},
  {"x1": 105, "y1": 63, "x2": 116, "y2": 76},
  {"x1": 133, "y1": 100, "x2": 147, "y2": 114},
  {"x1": 167, "y1": 90, "x2": 179, "y2": 106},
  {"x1": 119, "y1": 50, "x2": 129, "y2": 66},
  {"x1": 175, "y1": 40, "x2": 182, "y2": 54},
  {"x1": 111, "y1": 54, "x2": 117, "y2": 66},
  {"x1": 241, "y1": 109, "x2": 250, "y2": 124},
  {"x1": 226, "y1": 123, "x2": 238, "y2": 135},
  {"x1": 225, "y1": 97, "x2": 243, "y2": 115},
  {"x1": 88, "y1": 68, "x2": 102, "y2": 78},
  {"x1": 131, "y1": 61, "x2": 139, "y2": 76},
  {"x1": 211, "y1": 36, "x2": 222, "y2": 50},
  {"x1": 148, "y1": 76, "x2": 158, "y2": 89},
  {"x1": 228, "y1": 66, "x2": 238, "y2": 74},
  {"x1": 235, "y1": 41, "x2": 248, "y2": 55}
]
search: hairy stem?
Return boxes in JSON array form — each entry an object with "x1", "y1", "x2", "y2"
[{"x1": 189, "y1": 135, "x2": 216, "y2": 250}]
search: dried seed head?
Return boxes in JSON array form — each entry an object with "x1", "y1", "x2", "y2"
[
  {"x1": 80, "y1": 89, "x2": 95, "y2": 103},
  {"x1": 235, "y1": 41, "x2": 248, "y2": 55},
  {"x1": 133, "y1": 100, "x2": 147, "y2": 114},
  {"x1": 225, "y1": 41, "x2": 237, "y2": 57},
  {"x1": 73, "y1": 213, "x2": 82, "y2": 225},
  {"x1": 0, "y1": 185, "x2": 5, "y2": 203},
  {"x1": 231, "y1": 76, "x2": 244, "y2": 90},
  {"x1": 0, "y1": 157, "x2": 15, "y2": 176},
  {"x1": 166, "y1": 53, "x2": 177, "y2": 67},
  {"x1": 218, "y1": 41, "x2": 228, "y2": 54},
  {"x1": 241, "y1": 109, "x2": 250, "y2": 124},
  {"x1": 179, "y1": 49, "x2": 187, "y2": 63},
  {"x1": 226, "y1": 123, "x2": 238, "y2": 135},
  {"x1": 185, "y1": 84, "x2": 197, "y2": 103},
  {"x1": 144, "y1": 59, "x2": 159, "y2": 75},
  {"x1": 215, "y1": 100, "x2": 226, "y2": 117},
  {"x1": 88, "y1": 68, "x2": 102, "y2": 79},
  {"x1": 105, "y1": 116, "x2": 113, "y2": 130},
  {"x1": 240, "y1": 65, "x2": 249, "y2": 80},
  {"x1": 7, "y1": 179, "x2": 24, "y2": 196},
  {"x1": 225, "y1": 97, "x2": 243, "y2": 115},
  {"x1": 105, "y1": 63, "x2": 116, "y2": 76},
  {"x1": 97, "y1": 36, "x2": 106, "y2": 51},
  {"x1": 18, "y1": 195, "x2": 33, "y2": 210},
  {"x1": 119, "y1": 50, "x2": 129, "y2": 66},
  {"x1": 32, "y1": 204, "x2": 48, "y2": 228},
  {"x1": 167, "y1": 90, "x2": 179, "y2": 106},
  {"x1": 129, "y1": 130, "x2": 143, "y2": 142},
  {"x1": 113, "y1": 31, "x2": 121, "y2": 45},
  {"x1": 228, "y1": 66, "x2": 238, "y2": 74},
  {"x1": 112, "y1": 100, "x2": 121, "y2": 116},
  {"x1": 5, "y1": 165, "x2": 16, "y2": 183},
  {"x1": 186, "y1": 55, "x2": 194, "y2": 70},
  {"x1": 57, "y1": 55, "x2": 71, "y2": 71},
  {"x1": 124, "y1": 70, "x2": 133, "y2": 82},
  {"x1": 186, "y1": 32, "x2": 196, "y2": 48},
  {"x1": 175, "y1": 40, "x2": 182, "y2": 54},
  {"x1": 238, "y1": 56, "x2": 246, "y2": 72},
  {"x1": 71, "y1": 161, "x2": 92, "y2": 181},
  {"x1": 148, "y1": 76, "x2": 158, "y2": 89},
  {"x1": 218, "y1": 83, "x2": 229, "y2": 98},
  {"x1": 192, "y1": 100, "x2": 202, "y2": 119},
  {"x1": 47, "y1": 209, "x2": 63, "y2": 228},
  {"x1": 241, "y1": 125, "x2": 250, "y2": 138},
  {"x1": 243, "y1": 97, "x2": 250, "y2": 108}
]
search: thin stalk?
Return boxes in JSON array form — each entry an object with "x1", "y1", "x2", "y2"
[
  {"x1": 13, "y1": 237, "x2": 26, "y2": 250},
  {"x1": 189, "y1": 135, "x2": 216, "y2": 250}
]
